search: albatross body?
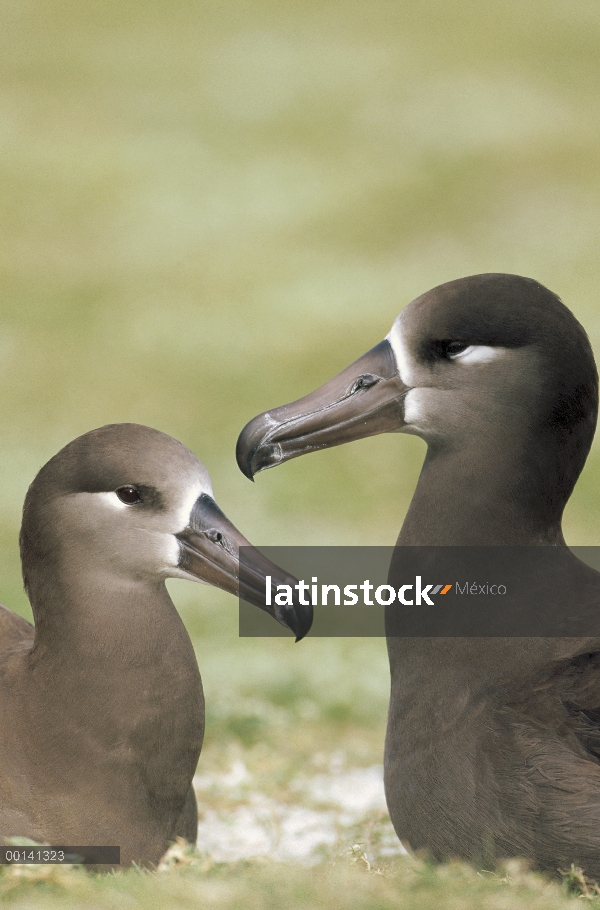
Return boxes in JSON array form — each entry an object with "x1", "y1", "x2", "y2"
[
  {"x1": 236, "y1": 274, "x2": 600, "y2": 877},
  {"x1": 0, "y1": 423, "x2": 311, "y2": 866}
]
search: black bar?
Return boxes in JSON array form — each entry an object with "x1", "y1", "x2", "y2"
[
  {"x1": 239, "y1": 546, "x2": 600, "y2": 637},
  {"x1": 0, "y1": 846, "x2": 120, "y2": 864}
]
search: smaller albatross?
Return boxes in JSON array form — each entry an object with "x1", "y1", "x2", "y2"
[
  {"x1": 0, "y1": 423, "x2": 311, "y2": 867},
  {"x1": 236, "y1": 273, "x2": 600, "y2": 879}
]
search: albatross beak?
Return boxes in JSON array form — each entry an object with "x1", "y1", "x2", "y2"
[
  {"x1": 176, "y1": 494, "x2": 312, "y2": 641},
  {"x1": 236, "y1": 339, "x2": 408, "y2": 480}
]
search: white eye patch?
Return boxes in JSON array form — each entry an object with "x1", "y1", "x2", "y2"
[
  {"x1": 386, "y1": 317, "x2": 505, "y2": 378},
  {"x1": 450, "y1": 345, "x2": 504, "y2": 364},
  {"x1": 94, "y1": 472, "x2": 214, "y2": 535},
  {"x1": 96, "y1": 491, "x2": 129, "y2": 510}
]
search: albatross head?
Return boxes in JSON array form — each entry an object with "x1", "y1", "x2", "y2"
[
  {"x1": 237, "y1": 274, "x2": 598, "y2": 513},
  {"x1": 20, "y1": 423, "x2": 312, "y2": 641}
]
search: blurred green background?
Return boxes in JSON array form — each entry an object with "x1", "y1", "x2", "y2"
[{"x1": 1, "y1": 0, "x2": 600, "y2": 898}]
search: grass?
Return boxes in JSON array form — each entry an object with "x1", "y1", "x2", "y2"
[
  {"x1": 0, "y1": 853, "x2": 595, "y2": 910},
  {"x1": 2, "y1": 0, "x2": 600, "y2": 906}
]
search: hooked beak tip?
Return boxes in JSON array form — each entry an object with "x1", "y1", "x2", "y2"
[
  {"x1": 237, "y1": 442, "x2": 284, "y2": 481},
  {"x1": 236, "y1": 431, "x2": 257, "y2": 481},
  {"x1": 237, "y1": 415, "x2": 284, "y2": 480},
  {"x1": 236, "y1": 448, "x2": 256, "y2": 481},
  {"x1": 288, "y1": 603, "x2": 313, "y2": 642}
]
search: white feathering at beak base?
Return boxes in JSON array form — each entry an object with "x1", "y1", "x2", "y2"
[{"x1": 385, "y1": 318, "x2": 418, "y2": 387}]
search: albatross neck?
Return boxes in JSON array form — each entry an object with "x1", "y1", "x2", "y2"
[
  {"x1": 24, "y1": 560, "x2": 204, "y2": 759},
  {"x1": 27, "y1": 558, "x2": 197, "y2": 670},
  {"x1": 397, "y1": 440, "x2": 566, "y2": 547}
]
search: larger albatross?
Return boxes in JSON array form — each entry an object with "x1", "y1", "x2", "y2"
[
  {"x1": 236, "y1": 273, "x2": 600, "y2": 878},
  {"x1": 0, "y1": 423, "x2": 311, "y2": 867}
]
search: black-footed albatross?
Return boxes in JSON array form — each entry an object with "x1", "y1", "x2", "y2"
[
  {"x1": 236, "y1": 273, "x2": 600, "y2": 878},
  {"x1": 0, "y1": 423, "x2": 311, "y2": 867}
]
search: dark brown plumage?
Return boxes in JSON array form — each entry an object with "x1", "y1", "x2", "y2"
[
  {"x1": 0, "y1": 423, "x2": 310, "y2": 867},
  {"x1": 236, "y1": 274, "x2": 600, "y2": 878}
]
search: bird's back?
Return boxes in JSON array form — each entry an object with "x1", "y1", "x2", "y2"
[{"x1": 0, "y1": 605, "x2": 33, "y2": 655}]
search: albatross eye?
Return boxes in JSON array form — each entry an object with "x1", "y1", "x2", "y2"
[
  {"x1": 116, "y1": 485, "x2": 142, "y2": 504},
  {"x1": 444, "y1": 342, "x2": 470, "y2": 359}
]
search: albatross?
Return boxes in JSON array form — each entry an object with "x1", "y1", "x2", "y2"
[
  {"x1": 236, "y1": 273, "x2": 600, "y2": 878},
  {"x1": 0, "y1": 423, "x2": 311, "y2": 867}
]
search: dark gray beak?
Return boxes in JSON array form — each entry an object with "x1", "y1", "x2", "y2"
[
  {"x1": 176, "y1": 494, "x2": 312, "y2": 641},
  {"x1": 236, "y1": 339, "x2": 408, "y2": 480}
]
